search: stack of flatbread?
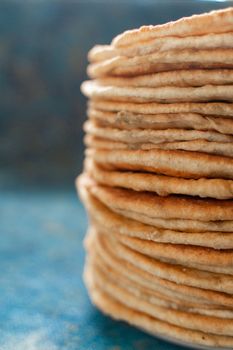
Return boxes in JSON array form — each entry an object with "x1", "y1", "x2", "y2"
[{"x1": 77, "y1": 7, "x2": 233, "y2": 349}]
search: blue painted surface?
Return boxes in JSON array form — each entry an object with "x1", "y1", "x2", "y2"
[{"x1": 0, "y1": 190, "x2": 185, "y2": 350}]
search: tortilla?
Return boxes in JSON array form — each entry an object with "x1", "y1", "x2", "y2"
[
  {"x1": 84, "y1": 120, "x2": 233, "y2": 143},
  {"x1": 85, "y1": 158, "x2": 233, "y2": 200},
  {"x1": 87, "y1": 49, "x2": 233, "y2": 78},
  {"x1": 82, "y1": 80, "x2": 233, "y2": 103},
  {"x1": 86, "y1": 148, "x2": 233, "y2": 179},
  {"x1": 85, "y1": 135, "x2": 233, "y2": 158},
  {"x1": 112, "y1": 234, "x2": 233, "y2": 274},
  {"x1": 95, "y1": 69, "x2": 233, "y2": 88},
  {"x1": 90, "y1": 100, "x2": 233, "y2": 117},
  {"x1": 88, "y1": 108, "x2": 233, "y2": 134},
  {"x1": 78, "y1": 183, "x2": 233, "y2": 249},
  {"x1": 87, "y1": 258, "x2": 233, "y2": 335},
  {"x1": 89, "y1": 34, "x2": 233, "y2": 62},
  {"x1": 85, "y1": 229, "x2": 233, "y2": 308},
  {"x1": 91, "y1": 251, "x2": 233, "y2": 318},
  {"x1": 112, "y1": 8, "x2": 233, "y2": 47},
  {"x1": 84, "y1": 280, "x2": 233, "y2": 348},
  {"x1": 93, "y1": 229, "x2": 233, "y2": 294}
]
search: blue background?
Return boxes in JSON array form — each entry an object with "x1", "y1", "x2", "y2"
[{"x1": 1, "y1": 1, "x2": 232, "y2": 349}]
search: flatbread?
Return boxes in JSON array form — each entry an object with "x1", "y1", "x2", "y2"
[
  {"x1": 82, "y1": 81, "x2": 233, "y2": 103},
  {"x1": 93, "y1": 230, "x2": 233, "y2": 294},
  {"x1": 85, "y1": 158, "x2": 233, "y2": 199},
  {"x1": 85, "y1": 135, "x2": 233, "y2": 158},
  {"x1": 84, "y1": 281, "x2": 233, "y2": 348},
  {"x1": 79, "y1": 174, "x2": 233, "y2": 232},
  {"x1": 95, "y1": 69, "x2": 233, "y2": 88},
  {"x1": 86, "y1": 148, "x2": 233, "y2": 179},
  {"x1": 87, "y1": 49, "x2": 233, "y2": 78},
  {"x1": 112, "y1": 234, "x2": 233, "y2": 274},
  {"x1": 88, "y1": 109, "x2": 233, "y2": 134},
  {"x1": 89, "y1": 34, "x2": 233, "y2": 62},
  {"x1": 87, "y1": 258, "x2": 233, "y2": 335},
  {"x1": 115, "y1": 208, "x2": 233, "y2": 233},
  {"x1": 88, "y1": 45, "x2": 116, "y2": 62},
  {"x1": 81, "y1": 8, "x2": 233, "y2": 346},
  {"x1": 78, "y1": 183, "x2": 233, "y2": 249},
  {"x1": 112, "y1": 8, "x2": 233, "y2": 47},
  {"x1": 91, "y1": 252, "x2": 233, "y2": 318},
  {"x1": 86, "y1": 229, "x2": 233, "y2": 308},
  {"x1": 84, "y1": 120, "x2": 233, "y2": 143},
  {"x1": 90, "y1": 100, "x2": 233, "y2": 117},
  {"x1": 83, "y1": 176, "x2": 233, "y2": 221}
]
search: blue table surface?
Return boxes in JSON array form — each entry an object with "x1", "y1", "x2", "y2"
[{"x1": 0, "y1": 189, "x2": 185, "y2": 350}]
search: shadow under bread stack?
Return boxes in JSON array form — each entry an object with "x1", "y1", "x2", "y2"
[{"x1": 77, "y1": 8, "x2": 233, "y2": 349}]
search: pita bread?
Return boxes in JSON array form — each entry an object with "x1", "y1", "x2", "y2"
[
  {"x1": 82, "y1": 81, "x2": 233, "y2": 103},
  {"x1": 85, "y1": 135, "x2": 233, "y2": 158},
  {"x1": 86, "y1": 230, "x2": 233, "y2": 308},
  {"x1": 87, "y1": 258, "x2": 233, "y2": 335},
  {"x1": 112, "y1": 8, "x2": 233, "y2": 47},
  {"x1": 87, "y1": 49, "x2": 233, "y2": 78},
  {"x1": 84, "y1": 120, "x2": 233, "y2": 143},
  {"x1": 90, "y1": 34, "x2": 233, "y2": 62},
  {"x1": 79, "y1": 184, "x2": 233, "y2": 249},
  {"x1": 96, "y1": 69, "x2": 233, "y2": 88},
  {"x1": 87, "y1": 148, "x2": 233, "y2": 179},
  {"x1": 90, "y1": 100, "x2": 233, "y2": 117}
]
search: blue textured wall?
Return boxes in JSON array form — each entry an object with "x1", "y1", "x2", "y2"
[{"x1": 1, "y1": 0, "x2": 232, "y2": 188}]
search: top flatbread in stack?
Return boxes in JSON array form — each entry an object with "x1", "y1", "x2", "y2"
[{"x1": 78, "y1": 7, "x2": 233, "y2": 349}]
